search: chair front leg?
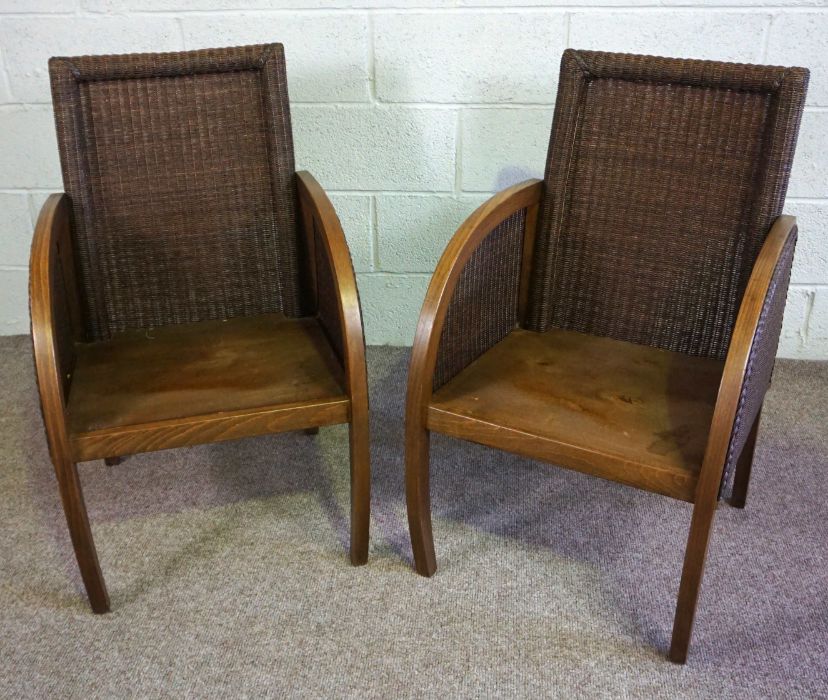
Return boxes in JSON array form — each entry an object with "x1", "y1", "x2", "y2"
[
  {"x1": 730, "y1": 408, "x2": 761, "y2": 509},
  {"x1": 349, "y1": 396, "x2": 370, "y2": 566},
  {"x1": 669, "y1": 498, "x2": 717, "y2": 663},
  {"x1": 54, "y1": 454, "x2": 110, "y2": 613},
  {"x1": 406, "y1": 422, "x2": 436, "y2": 577}
]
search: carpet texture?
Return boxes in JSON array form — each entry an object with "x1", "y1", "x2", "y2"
[{"x1": 0, "y1": 335, "x2": 826, "y2": 698}]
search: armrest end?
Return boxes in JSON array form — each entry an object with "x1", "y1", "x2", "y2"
[
  {"x1": 30, "y1": 193, "x2": 81, "y2": 459},
  {"x1": 697, "y1": 215, "x2": 798, "y2": 502}
]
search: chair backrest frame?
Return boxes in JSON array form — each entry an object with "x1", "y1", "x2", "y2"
[
  {"x1": 49, "y1": 43, "x2": 301, "y2": 341},
  {"x1": 527, "y1": 50, "x2": 808, "y2": 359}
]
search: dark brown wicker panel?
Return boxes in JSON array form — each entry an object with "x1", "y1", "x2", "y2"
[
  {"x1": 527, "y1": 50, "x2": 808, "y2": 359},
  {"x1": 314, "y1": 219, "x2": 345, "y2": 364},
  {"x1": 720, "y1": 228, "x2": 797, "y2": 498},
  {"x1": 49, "y1": 44, "x2": 300, "y2": 340},
  {"x1": 433, "y1": 209, "x2": 526, "y2": 391}
]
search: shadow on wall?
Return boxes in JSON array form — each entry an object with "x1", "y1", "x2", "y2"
[{"x1": 496, "y1": 165, "x2": 544, "y2": 192}]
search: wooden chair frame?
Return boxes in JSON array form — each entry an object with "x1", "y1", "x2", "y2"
[
  {"x1": 30, "y1": 171, "x2": 370, "y2": 613},
  {"x1": 405, "y1": 178, "x2": 797, "y2": 663}
]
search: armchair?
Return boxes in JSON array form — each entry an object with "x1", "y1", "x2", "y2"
[
  {"x1": 31, "y1": 44, "x2": 369, "y2": 613},
  {"x1": 406, "y1": 50, "x2": 808, "y2": 662}
]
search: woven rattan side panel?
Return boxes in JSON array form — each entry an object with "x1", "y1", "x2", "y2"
[
  {"x1": 433, "y1": 209, "x2": 525, "y2": 391},
  {"x1": 49, "y1": 45, "x2": 300, "y2": 340},
  {"x1": 719, "y1": 229, "x2": 797, "y2": 498},
  {"x1": 313, "y1": 220, "x2": 345, "y2": 364},
  {"x1": 528, "y1": 51, "x2": 808, "y2": 359}
]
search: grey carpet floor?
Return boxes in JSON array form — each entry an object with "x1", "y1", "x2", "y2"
[{"x1": 0, "y1": 335, "x2": 826, "y2": 699}]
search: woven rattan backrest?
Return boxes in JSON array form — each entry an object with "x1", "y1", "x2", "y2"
[
  {"x1": 527, "y1": 50, "x2": 808, "y2": 358},
  {"x1": 49, "y1": 44, "x2": 300, "y2": 341}
]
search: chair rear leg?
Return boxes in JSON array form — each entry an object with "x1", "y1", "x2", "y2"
[
  {"x1": 54, "y1": 456, "x2": 110, "y2": 613},
  {"x1": 406, "y1": 424, "x2": 436, "y2": 577},
  {"x1": 104, "y1": 456, "x2": 122, "y2": 466},
  {"x1": 670, "y1": 499, "x2": 717, "y2": 663},
  {"x1": 303, "y1": 427, "x2": 320, "y2": 436},
  {"x1": 349, "y1": 402, "x2": 370, "y2": 566},
  {"x1": 730, "y1": 409, "x2": 761, "y2": 509}
]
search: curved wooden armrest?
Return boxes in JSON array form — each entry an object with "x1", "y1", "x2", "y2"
[
  {"x1": 695, "y1": 215, "x2": 798, "y2": 504},
  {"x1": 295, "y1": 171, "x2": 368, "y2": 406},
  {"x1": 406, "y1": 179, "x2": 543, "y2": 421},
  {"x1": 30, "y1": 193, "x2": 84, "y2": 461}
]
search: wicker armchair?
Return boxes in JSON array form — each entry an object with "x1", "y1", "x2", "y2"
[
  {"x1": 30, "y1": 44, "x2": 370, "y2": 613},
  {"x1": 405, "y1": 50, "x2": 808, "y2": 663}
]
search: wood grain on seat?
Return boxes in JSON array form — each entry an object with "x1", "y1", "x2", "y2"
[
  {"x1": 67, "y1": 314, "x2": 349, "y2": 460},
  {"x1": 429, "y1": 328, "x2": 724, "y2": 502}
]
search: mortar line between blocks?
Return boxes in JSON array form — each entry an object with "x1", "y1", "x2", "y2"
[
  {"x1": 358, "y1": 271, "x2": 433, "y2": 278},
  {"x1": 454, "y1": 110, "x2": 463, "y2": 194},
  {"x1": 326, "y1": 190, "x2": 451, "y2": 196},
  {"x1": 802, "y1": 289, "x2": 816, "y2": 341},
  {"x1": 8, "y1": 101, "x2": 826, "y2": 110},
  {"x1": 98, "y1": 7, "x2": 828, "y2": 16},
  {"x1": 177, "y1": 16, "x2": 188, "y2": 51},
  {"x1": 370, "y1": 195, "x2": 380, "y2": 271},
  {"x1": 367, "y1": 12, "x2": 377, "y2": 104},
  {"x1": 0, "y1": 48, "x2": 14, "y2": 103},
  {"x1": 760, "y1": 13, "x2": 775, "y2": 62}
]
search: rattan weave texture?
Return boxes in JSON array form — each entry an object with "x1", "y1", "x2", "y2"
[
  {"x1": 433, "y1": 209, "x2": 526, "y2": 391},
  {"x1": 528, "y1": 50, "x2": 808, "y2": 359},
  {"x1": 720, "y1": 228, "x2": 798, "y2": 498},
  {"x1": 49, "y1": 44, "x2": 300, "y2": 340},
  {"x1": 314, "y1": 220, "x2": 345, "y2": 364}
]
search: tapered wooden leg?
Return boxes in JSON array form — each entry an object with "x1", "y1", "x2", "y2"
[
  {"x1": 303, "y1": 427, "x2": 320, "y2": 436},
  {"x1": 104, "y1": 456, "x2": 122, "y2": 466},
  {"x1": 730, "y1": 409, "x2": 761, "y2": 509},
  {"x1": 406, "y1": 424, "x2": 437, "y2": 577},
  {"x1": 349, "y1": 404, "x2": 370, "y2": 566},
  {"x1": 669, "y1": 498, "x2": 718, "y2": 663},
  {"x1": 54, "y1": 456, "x2": 110, "y2": 613}
]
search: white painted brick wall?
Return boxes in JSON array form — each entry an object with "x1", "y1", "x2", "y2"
[{"x1": 0, "y1": 1, "x2": 826, "y2": 357}]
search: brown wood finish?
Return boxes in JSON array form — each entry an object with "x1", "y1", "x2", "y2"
[
  {"x1": 297, "y1": 171, "x2": 371, "y2": 566},
  {"x1": 405, "y1": 179, "x2": 544, "y2": 576},
  {"x1": 405, "y1": 175, "x2": 797, "y2": 662},
  {"x1": 429, "y1": 328, "x2": 725, "y2": 503},
  {"x1": 668, "y1": 216, "x2": 797, "y2": 663},
  {"x1": 30, "y1": 193, "x2": 110, "y2": 613},
  {"x1": 31, "y1": 172, "x2": 372, "y2": 612},
  {"x1": 68, "y1": 314, "x2": 348, "y2": 447},
  {"x1": 73, "y1": 397, "x2": 349, "y2": 462}
]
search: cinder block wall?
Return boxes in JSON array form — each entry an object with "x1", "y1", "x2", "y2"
[{"x1": 1, "y1": 1, "x2": 826, "y2": 357}]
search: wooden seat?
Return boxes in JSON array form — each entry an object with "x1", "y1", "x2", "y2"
[
  {"x1": 429, "y1": 328, "x2": 724, "y2": 502},
  {"x1": 67, "y1": 314, "x2": 350, "y2": 461}
]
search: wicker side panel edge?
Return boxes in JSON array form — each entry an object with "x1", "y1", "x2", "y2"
[
  {"x1": 433, "y1": 209, "x2": 525, "y2": 391},
  {"x1": 49, "y1": 44, "x2": 300, "y2": 340},
  {"x1": 719, "y1": 228, "x2": 797, "y2": 499},
  {"x1": 313, "y1": 219, "x2": 345, "y2": 364}
]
